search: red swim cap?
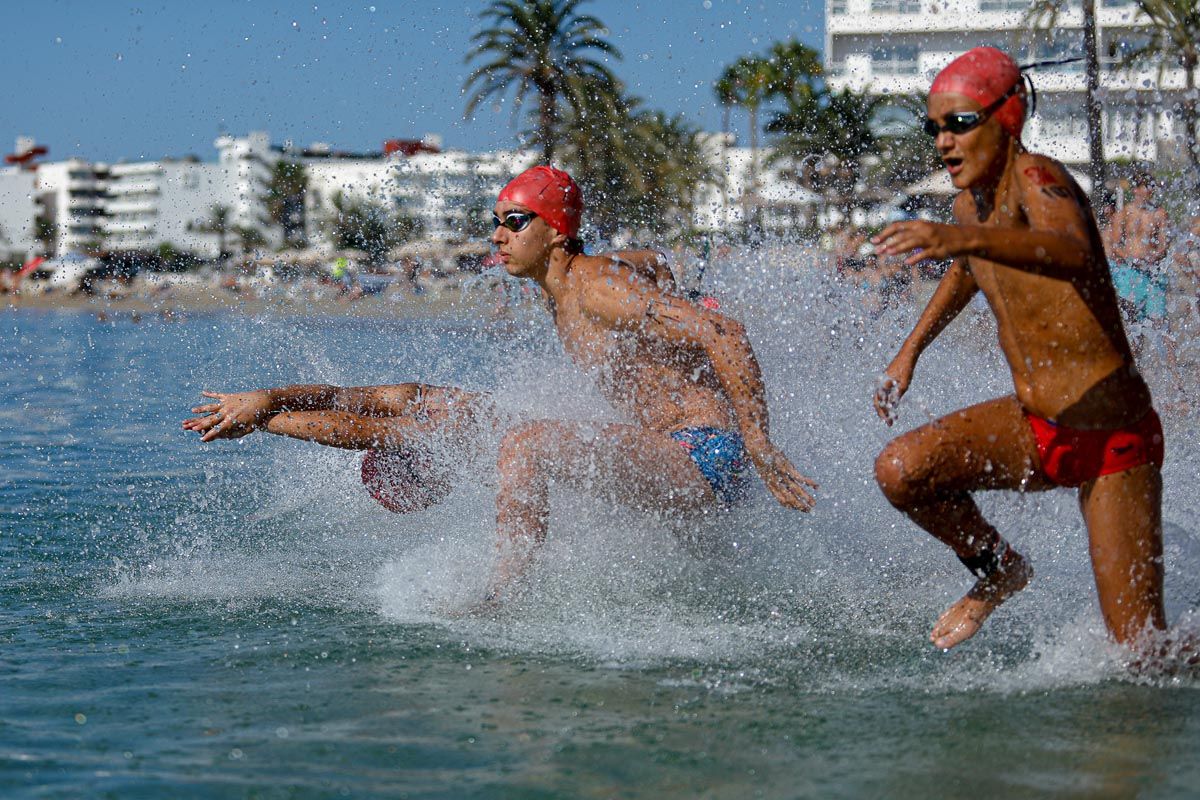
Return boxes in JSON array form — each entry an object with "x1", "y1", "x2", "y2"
[
  {"x1": 497, "y1": 166, "x2": 583, "y2": 238},
  {"x1": 931, "y1": 47, "x2": 1026, "y2": 138},
  {"x1": 361, "y1": 448, "x2": 454, "y2": 514}
]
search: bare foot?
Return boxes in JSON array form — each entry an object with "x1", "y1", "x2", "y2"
[{"x1": 931, "y1": 548, "x2": 1032, "y2": 650}]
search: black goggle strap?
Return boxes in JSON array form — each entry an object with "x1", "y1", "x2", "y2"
[{"x1": 1017, "y1": 57, "x2": 1086, "y2": 119}]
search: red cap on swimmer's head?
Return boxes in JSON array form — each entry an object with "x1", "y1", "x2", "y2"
[
  {"x1": 931, "y1": 47, "x2": 1027, "y2": 138},
  {"x1": 497, "y1": 165, "x2": 583, "y2": 238}
]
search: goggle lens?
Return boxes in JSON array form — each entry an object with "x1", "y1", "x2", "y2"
[
  {"x1": 492, "y1": 211, "x2": 537, "y2": 232},
  {"x1": 923, "y1": 112, "x2": 983, "y2": 137}
]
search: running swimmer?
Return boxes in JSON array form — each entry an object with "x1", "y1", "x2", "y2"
[
  {"x1": 871, "y1": 48, "x2": 1168, "y2": 656},
  {"x1": 183, "y1": 165, "x2": 816, "y2": 609},
  {"x1": 483, "y1": 166, "x2": 815, "y2": 603}
]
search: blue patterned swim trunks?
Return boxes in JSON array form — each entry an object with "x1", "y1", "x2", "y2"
[{"x1": 669, "y1": 426, "x2": 749, "y2": 507}]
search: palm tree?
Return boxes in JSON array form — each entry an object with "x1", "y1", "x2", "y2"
[
  {"x1": 767, "y1": 89, "x2": 889, "y2": 218},
  {"x1": 234, "y1": 225, "x2": 268, "y2": 256},
  {"x1": 463, "y1": 0, "x2": 621, "y2": 162},
  {"x1": 718, "y1": 56, "x2": 777, "y2": 218},
  {"x1": 1122, "y1": 0, "x2": 1200, "y2": 182},
  {"x1": 266, "y1": 160, "x2": 309, "y2": 248},
  {"x1": 554, "y1": 85, "x2": 715, "y2": 240},
  {"x1": 327, "y1": 192, "x2": 425, "y2": 267},
  {"x1": 766, "y1": 39, "x2": 824, "y2": 105},
  {"x1": 191, "y1": 205, "x2": 232, "y2": 260},
  {"x1": 713, "y1": 72, "x2": 739, "y2": 216},
  {"x1": 1027, "y1": 2, "x2": 1108, "y2": 209}
]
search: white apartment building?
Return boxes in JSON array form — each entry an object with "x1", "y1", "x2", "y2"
[
  {"x1": 105, "y1": 160, "x2": 232, "y2": 256},
  {"x1": 0, "y1": 166, "x2": 36, "y2": 260},
  {"x1": 35, "y1": 159, "x2": 110, "y2": 256},
  {"x1": 825, "y1": 0, "x2": 1193, "y2": 171},
  {"x1": 104, "y1": 133, "x2": 278, "y2": 258},
  {"x1": 4, "y1": 129, "x2": 807, "y2": 259},
  {"x1": 300, "y1": 141, "x2": 534, "y2": 250}
]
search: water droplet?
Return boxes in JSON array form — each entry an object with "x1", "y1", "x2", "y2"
[
  {"x1": 115, "y1": 53, "x2": 123, "y2": 61},
  {"x1": 292, "y1": 20, "x2": 299, "y2": 29}
]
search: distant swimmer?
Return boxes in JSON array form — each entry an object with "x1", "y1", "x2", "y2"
[
  {"x1": 482, "y1": 165, "x2": 815, "y2": 604},
  {"x1": 1103, "y1": 167, "x2": 1171, "y2": 329},
  {"x1": 870, "y1": 48, "x2": 1169, "y2": 657},
  {"x1": 183, "y1": 382, "x2": 497, "y2": 514}
]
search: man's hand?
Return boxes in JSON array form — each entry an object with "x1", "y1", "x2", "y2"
[
  {"x1": 747, "y1": 439, "x2": 817, "y2": 511},
  {"x1": 872, "y1": 221, "x2": 968, "y2": 266},
  {"x1": 874, "y1": 353, "x2": 915, "y2": 426},
  {"x1": 182, "y1": 390, "x2": 273, "y2": 442}
]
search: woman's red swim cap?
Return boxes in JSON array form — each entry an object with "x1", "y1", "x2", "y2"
[
  {"x1": 497, "y1": 166, "x2": 583, "y2": 238},
  {"x1": 930, "y1": 47, "x2": 1026, "y2": 138}
]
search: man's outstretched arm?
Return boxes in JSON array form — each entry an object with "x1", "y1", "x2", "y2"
[{"x1": 579, "y1": 267, "x2": 816, "y2": 511}]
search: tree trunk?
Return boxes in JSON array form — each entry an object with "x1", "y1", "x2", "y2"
[
  {"x1": 1081, "y1": 0, "x2": 1109, "y2": 215},
  {"x1": 721, "y1": 106, "x2": 730, "y2": 223},
  {"x1": 539, "y1": 88, "x2": 556, "y2": 163},
  {"x1": 1183, "y1": 48, "x2": 1200, "y2": 185},
  {"x1": 748, "y1": 103, "x2": 759, "y2": 233}
]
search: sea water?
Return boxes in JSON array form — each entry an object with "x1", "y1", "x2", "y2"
[{"x1": 4, "y1": 256, "x2": 1200, "y2": 798}]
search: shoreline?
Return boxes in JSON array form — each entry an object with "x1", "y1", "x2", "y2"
[{"x1": 3, "y1": 279, "x2": 509, "y2": 320}]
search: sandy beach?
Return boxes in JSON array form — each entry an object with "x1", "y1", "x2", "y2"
[{"x1": 3, "y1": 272, "x2": 511, "y2": 320}]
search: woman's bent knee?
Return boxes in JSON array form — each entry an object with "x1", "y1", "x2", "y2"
[{"x1": 875, "y1": 441, "x2": 920, "y2": 509}]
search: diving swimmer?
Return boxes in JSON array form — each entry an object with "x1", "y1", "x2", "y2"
[{"x1": 871, "y1": 47, "x2": 1168, "y2": 656}]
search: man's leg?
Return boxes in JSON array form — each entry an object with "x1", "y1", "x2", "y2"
[
  {"x1": 874, "y1": 396, "x2": 1053, "y2": 649},
  {"x1": 492, "y1": 420, "x2": 717, "y2": 591},
  {"x1": 1078, "y1": 464, "x2": 1166, "y2": 646}
]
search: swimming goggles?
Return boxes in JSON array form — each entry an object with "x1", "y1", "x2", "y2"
[
  {"x1": 492, "y1": 210, "x2": 538, "y2": 232},
  {"x1": 923, "y1": 83, "x2": 1019, "y2": 137}
]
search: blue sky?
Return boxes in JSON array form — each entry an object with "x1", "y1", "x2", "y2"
[{"x1": 2, "y1": 0, "x2": 823, "y2": 163}]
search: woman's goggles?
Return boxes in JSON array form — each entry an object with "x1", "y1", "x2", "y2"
[
  {"x1": 923, "y1": 84, "x2": 1018, "y2": 137},
  {"x1": 492, "y1": 210, "x2": 538, "y2": 232}
]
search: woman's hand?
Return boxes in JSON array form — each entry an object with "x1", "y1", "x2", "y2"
[
  {"x1": 872, "y1": 221, "x2": 969, "y2": 266},
  {"x1": 874, "y1": 353, "x2": 916, "y2": 426}
]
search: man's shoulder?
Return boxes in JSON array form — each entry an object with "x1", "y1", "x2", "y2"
[{"x1": 573, "y1": 253, "x2": 644, "y2": 285}]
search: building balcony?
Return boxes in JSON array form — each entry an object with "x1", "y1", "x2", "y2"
[
  {"x1": 107, "y1": 180, "x2": 160, "y2": 196},
  {"x1": 104, "y1": 219, "x2": 155, "y2": 234},
  {"x1": 827, "y1": 0, "x2": 1147, "y2": 32},
  {"x1": 105, "y1": 199, "x2": 157, "y2": 215}
]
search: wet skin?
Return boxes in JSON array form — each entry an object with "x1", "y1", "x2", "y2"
[{"x1": 870, "y1": 92, "x2": 1165, "y2": 654}]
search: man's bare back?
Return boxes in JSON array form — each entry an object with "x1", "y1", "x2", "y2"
[{"x1": 547, "y1": 255, "x2": 735, "y2": 433}]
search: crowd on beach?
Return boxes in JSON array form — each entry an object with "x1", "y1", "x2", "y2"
[{"x1": 8, "y1": 190, "x2": 1199, "y2": 327}]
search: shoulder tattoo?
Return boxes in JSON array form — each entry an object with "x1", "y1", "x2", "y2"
[{"x1": 1023, "y1": 165, "x2": 1071, "y2": 199}]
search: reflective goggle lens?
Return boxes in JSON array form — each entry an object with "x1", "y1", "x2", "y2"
[
  {"x1": 923, "y1": 112, "x2": 983, "y2": 137},
  {"x1": 492, "y1": 211, "x2": 537, "y2": 232}
]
